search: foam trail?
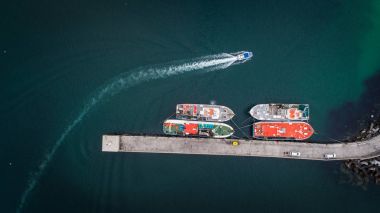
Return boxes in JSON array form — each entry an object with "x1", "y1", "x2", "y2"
[{"x1": 17, "y1": 53, "x2": 237, "y2": 212}]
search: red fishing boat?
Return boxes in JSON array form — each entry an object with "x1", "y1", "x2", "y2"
[{"x1": 253, "y1": 121, "x2": 314, "y2": 140}]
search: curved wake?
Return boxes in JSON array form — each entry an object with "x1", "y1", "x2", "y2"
[{"x1": 17, "y1": 53, "x2": 237, "y2": 212}]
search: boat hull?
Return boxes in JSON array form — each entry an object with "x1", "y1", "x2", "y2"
[
  {"x1": 231, "y1": 51, "x2": 253, "y2": 64},
  {"x1": 250, "y1": 104, "x2": 309, "y2": 121},
  {"x1": 176, "y1": 104, "x2": 235, "y2": 122},
  {"x1": 163, "y1": 119, "x2": 234, "y2": 138},
  {"x1": 253, "y1": 121, "x2": 314, "y2": 140}
]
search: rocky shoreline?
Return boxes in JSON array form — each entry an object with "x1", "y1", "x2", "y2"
[
  {"x1": 344, "y1": 115, "x2": 380, "y2": 142},
  {"x1": 341, "y1": 114, "x2": 380, "y2": 186}
]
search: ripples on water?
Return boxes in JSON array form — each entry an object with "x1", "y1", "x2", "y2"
[{"x1": 17, "y1": 53, "x2": 238, "y2": 212}]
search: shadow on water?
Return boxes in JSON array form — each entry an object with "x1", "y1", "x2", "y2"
[{"x1": 327, "y1": 70, "x2": 380, "y2": 140}]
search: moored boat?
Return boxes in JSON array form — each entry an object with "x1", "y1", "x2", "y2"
[
  {"x1": 253, "y1": 121, "x2": 314, "y2": 140},
  {"x1": 249, "y1": 104, "x2": 309, "y2": 121},
  {"x1": 176, "y1": 104, "x2": 235, "y2": 122},
  {"x1": 163, "y1": 119, "x2": 234, "y2": 138}
]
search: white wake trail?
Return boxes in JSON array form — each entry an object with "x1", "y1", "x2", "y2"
[{"x1": 17, "y1": 53, "x2": 237, "y2": 212}]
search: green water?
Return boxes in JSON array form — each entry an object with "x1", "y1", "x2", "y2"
[{"x1": 1, "y1": 0, "x2": 380, "y2": 212}]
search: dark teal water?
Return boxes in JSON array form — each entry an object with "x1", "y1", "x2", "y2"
[{"x1": 2, "y1": 0, "x2": 380, "y2": 212}]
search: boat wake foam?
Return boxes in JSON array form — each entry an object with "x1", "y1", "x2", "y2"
[{"x1": 17, "y1": 53, "x2": 237, "y2": 212}]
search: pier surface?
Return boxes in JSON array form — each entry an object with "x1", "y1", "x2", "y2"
[{"x1": 102, "y1": 134, "x2": 380, "y2": 160}]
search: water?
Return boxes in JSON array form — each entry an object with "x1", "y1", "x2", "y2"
[
  {"x1": 1, "y1": 0, "x2": 380, "y2": 212},
  {"x1": 16, "y1": 53, "x2": 238, "y2": 212}
]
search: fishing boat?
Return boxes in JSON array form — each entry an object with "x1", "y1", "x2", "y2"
[
  {"x1": 253, "y1": 121, "x2": 314, "y2": 140},
  {"x1": 249, "y1": 104, "x2": 309, "y2": 121},
  {"x1": 163, "y1": 119, "x2": 234, "y2": 138},
  {"x1": 176, "y1": 104, "x2": 235, "y2": 122}
]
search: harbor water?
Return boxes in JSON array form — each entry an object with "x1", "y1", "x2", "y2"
[{"x1": 1, "y1": 0, "x2": 380, "y2": 212}]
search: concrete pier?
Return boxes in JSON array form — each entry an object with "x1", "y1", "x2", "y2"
[{"x1": 102, "y1": 134, "x2": 380, "y2": 160}]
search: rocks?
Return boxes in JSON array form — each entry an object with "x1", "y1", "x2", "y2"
[
  {"x1": 342, "y1": 115, "x2": 380, "y2": 186},
  {"x1": 344, "y1": 119, "x2": 380, "y2": 142},
  {"x1": 343, "y1": 157, "x2": 380, "y2": 186},
  {"x1": 370, "y1": 159, "x2": 380, "y2": 166}
]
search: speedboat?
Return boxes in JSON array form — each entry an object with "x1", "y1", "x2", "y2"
[{"x1": 231, "y1": 51, "x2": 253, "y2": 64}]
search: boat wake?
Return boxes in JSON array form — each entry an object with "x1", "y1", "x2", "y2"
[{"x1": 17, "y1": 53, "x2": 238, "y2": 212}]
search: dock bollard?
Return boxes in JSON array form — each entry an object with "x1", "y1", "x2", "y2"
[{"x1": 232, "y1": 141, "x2": 239, "y2": 146}]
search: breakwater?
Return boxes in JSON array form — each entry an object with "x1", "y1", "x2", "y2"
[
  {"x1": 102, "y1": 133, "x2": 380, "y2": 161},
  {"x1": 341, "y1": 116, "x2": 380, "y2": 184}
]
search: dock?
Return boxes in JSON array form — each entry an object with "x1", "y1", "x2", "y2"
[{"x1": 102, "y1": 134, "x2": 380, "y2": 160}]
